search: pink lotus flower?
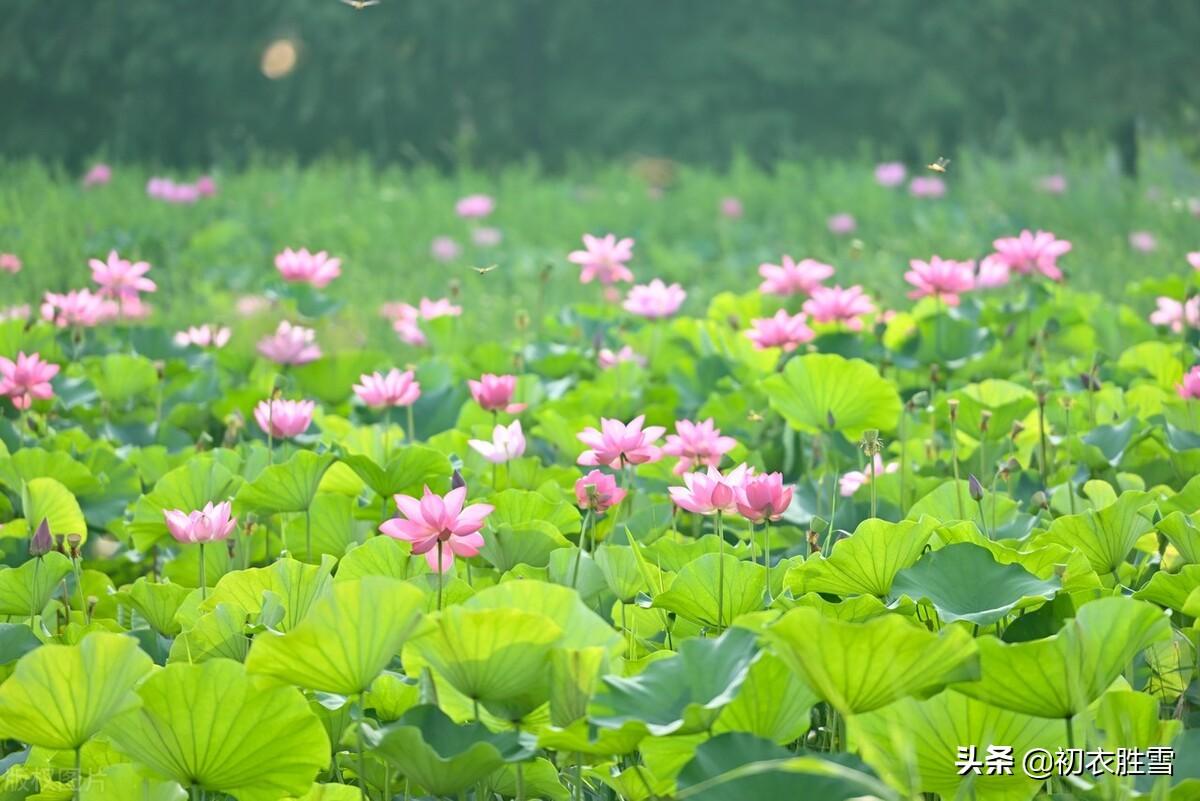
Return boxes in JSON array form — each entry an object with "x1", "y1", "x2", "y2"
[
  {"x1": 577, "y1": 415, "x2": 665, "y2": 468},
  {"x1": 1036, "y1": 174, "x2": 1067, "y2": 194},
  {"x1": 826, "y1": 213, "x2": 857, "y2": 235},
  {"x1": 990, "y1": 230, "x2": 1072, "y2": 281},
  {"x1": 257, "y1": 321, "x2": 322, "y2": 366},
  {"x1": 254, "y1": 398, "x2": 315, "y2": 439},
  {"x1": 975, "y1": 256, "x2": 1011, "y2": 289},
  {"x1": 623, "y1": 279, "x2": 686, "y2": 319},
  {"x1": 0, "y1": 253, "x2": 21, "y2": 274},
  {"x1": 381, "y1": 302, "x2": 428, "y2": 345},
  {"x1": 757, "y1": 256, "x2": 834, "y2": 297},
  {"x1": 662, "y1": 418, "x2": 737, "y2": 475},
  {"x1": 909, "y1": 176, "x2": 946, "y2": 198},
  {"x1": 431, "y1": 236, "x2": 462, "y2": 262},
  {"x1": 669, "y1": 464, "x2": 751, "y2": 516},
  {"x1": 874, "y1": 162, "x2": 907, "y2": 187},
  {"x1": 235, "y1": 295, "x2": 272, "y2": 317},
  {"x1": 455, "y1": 194, "x2": 495, "y2": 219},
  {"x1": 598, "y1": 346, "x2": 646, "y2": 369},
  {"x1": 839, "y1": 454, "x2": 898, "y2": 496},
  {"x1": 163, "y1": 501, "x2": 237, "y2": 544},
  {"x1": 1150, "y1": 297, "x2": 1200, "y2": 332},
  {"x1": 905, "y1": 256, "x2": 976, "y2": 305},
  {"x1": 174, "y1": 325, "x2": 231, "y2": 348},
  {"x1": 803, "y1": 285, "x2": 876, "y2": 331},
  {"x1": 379, "y1": 485, "x2": 493, "y2": 572},
  {"x1": 1188, "y1": 253, "x2": 1200, "y2": 271},
  {"x1": 0, "y1": 305, "x2": 30, "y2": 322},
  {"x1": 195, "y1": 175, "x2": 217, "y2": 197},
  {"x1": 419, "y1": 298, "x2": 462, "y2": 319},
  {"x1": 719, "y1": 197, "x2": 744, "y2": 219},
  {"x1": 574, "y1": 470, "x2": 626, "y2": 513},
  {"x1": 735, "y1": 472, "x2": 793, "y2": 523},
  {"x1": 354, "y1": 369, "x2": 420, "y2": 408},
  {"x1": 41, "y1": 289, "x2": 117, "y2": 328},
  {"x1": 569, "y1": 234, "x2": 635, "y2": 285},
  {"x1": 468, "y1": 373, "x2": 524, "y2": 413},
  {"x1": 275, "y1": 248, "x2": 342, "y2": 289},
  {"x1": 746, "y1": 309, "x2": 815, "y2": 351},
  {"x1": 1179, "y1": 366, "x2": 1200, "y2": 399},
  {"x1": 82, "y1": 163, "x2": 112, "y2": 187},
  {"x1": 472, "y1": 227, "x2": 503, "y2": 247},
  {"x1": 0, "y1": 352, "x2": 59, "y2": 410},
  {"x1": 469, "y1": 419, "x2": 526, "y2": 463},
  {"x1": 1129, "y1": 231, "x2": 1158, "y2": 253},
  {"x1": 90, "y1": 250, "x2": 157, "y2": 302},
  {"x1": 147, "y1": 178, "x2": 201, "y2": 204},
  {"x1": 394, "y1": 319, "x2": 427, "y2": 346}
]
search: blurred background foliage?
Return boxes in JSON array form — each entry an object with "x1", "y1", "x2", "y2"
[{"x1": 2, "y1": 0, "x2": 1198, "y2": 172}]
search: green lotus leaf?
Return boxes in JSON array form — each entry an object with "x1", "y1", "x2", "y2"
[
  {"x1": 235, "y1": 450, "x2": 336, "y2": 516},
  {"x1": 85, "y1": 353, "x2": 158, "y2": 404},
  {"x1": 785, "y1": 517, "x2": 936, "y2": 598},
  {"x1": 490, "y1": 756, "x2": 569, "y2": 801},
  {"x1": 0, "y1": 448, "x2": 101, "y2": 496},
  {"x1": 0, "y1": 622, "x2": 41, "y2": 665},
  {"x1": 106, "y1": 659, "x2": 330, "y2": 801},
  {"x1": 1096, "y1": 690, "x2": 1180, "y2": 750},
  {"x1": 364, "y1": 704, "x2": 535, "y2": 797},
  {"x1": 281, "y1": 492, "x2": 360, "y2": 561},
  {"x1": 479, "y1": 520, "x2": 571, "y2": 571},
  {"x1": 80, "y1": 763, "x2": 187, "y2": 801},
  {"x1": 334, "y1": 534, "x2": 423, "y2": 582},
  {"x1": 340, "y1": 445, "x2": 451, "y2": 499},
  {"x1": 464, "y1": 580, "x2": 622, "y2": 654},
  {"x1": 763, "y1": 353, "x2": 902, "y2": 439},
  {"x1": 201, "y1": 555, "x2": 334, "y2": 630},
  {"x1": 786, "y1": 592, "x2": 892, "y2": 621},
  {"x1": 1041, "y1": 490, "x2": 1154, "y2": 575},
  {"x1": 126, "y1": 455, "x2": 241, "y2": 550},
  {"x1": 943, "y1": 380, "x2": 1037, "y2": 441},
  {"x1": 488, "y1": 487, "x2": 582, "y2": 534},
  {"x1": 849, "y1": 689, "x2": 1067, "y2": 801},
  {"x1": 1143, "y1": 629, "x2": 1196, "y2": 702},
  {"x1": 653, "y1": 553, "x2": 767, "y2": 628},
  {"x1": 952, "y1": 596, "x2": 1172, "y2": 717},
  {"x1": 595, "y1": 544, "x2": 657, "y2": 602},
  {"x1": 906, "y1": 479, "x2": 1018, "y2": 526},
  {"x1": 22, "y1": 477, "x2": 87, "y2": 543},
  {"x1": 549, "y1": 647, "x2": 609, "y2": 727},
  {"x1": 364, "y1": 670, "x2": 420, "y2": 722},
  {"x1": 589, "y1": 626, "x2": 760, "y2": 736},
  {"x1": 114, "y1": 577, "x2": 192, "y2": 636},
  {"x1": 168, "y1": 603, "x2": 250, "y2": 664},
  {"x1": 763, "y1": 607, "x2": 978, "y2": 714},
  {"x1": 1133, "y1": 564, "x2": 1200, "y2": 613},
  {"x1": 285, "y1": 784, "x2": 362, "y2": 801},
  {"x1": 246, "y1": 577, "x2": 426, "y2": 695},
  {"x1": 0, "y1": 551, "x2": 72, "y2": 616},
  {"x1": 407, "y1": 605, "x2": 562, "y2": 721},
  {"x1": 537, "y1": 717, "x2": 647, "y2": 756},
  {"x1": 0, "y1": 631, "x2": 153, "y2": 750},
  {"x1": 713, "y1": 650, "x2": 819, "y2": 744},
  {"x1": 1156, "y1": 511, "x2": 1200, "y2": 564},
  {"x1": 888, "y1": 542, "x2": 1061, "y2": 626}
]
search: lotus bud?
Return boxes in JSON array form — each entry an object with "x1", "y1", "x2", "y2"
[
  {"x1": 967, "y1": 474, "x2": 984, "y2": 502},
  {"x1": 859, "y1": 429, "x2": 882, "y2": 457},
  {"x1": 1030, "y1": 491, "x2": 1048, "y2": 510},
  {"x1": 907, "y1": 390, "x2": 929, "y2": 412},
  {"x1": 29, "y1": 518, "x2": 53, "y2": 557},
  {"x1": 826, "y1": 410, "x2": 837, "y2": 429},
  {"x1": 1060, "y1": 396, "x2": 1073, "y2": 411},
  {"x1": 947, "y1": 398, "x2": 959, "y2": 423},
  {"x1": 515, "y1": 310, "x2": 530, "y2": 332},
  {"x1": 450, "y1": 469, "x2": 467, "y2": 492},
  {"x1": 1080, "y1": 372, "x2": 1101, "y2": 391},
  {"x1": 979, "y1": 410, "x2": 992, "y2": 434},
  {"x1": 540, "y1": 262, "x2": 554, "y2": 283},
  {"x1": 66, "y1": 533, "x2": 82, "y2": 559},
  {"x1": 1010, "y1": 420, "x2": 1025, "y2": 439},
  {"x1": 1034, "y1": 381, "x2": 1049, "y2": 406},
  {"x1": 1005, "y1": 457, "x2": 1021, "y2": 474},
  {"x1": 448, "y1": 278, "x2": 461, "y2": 299}
]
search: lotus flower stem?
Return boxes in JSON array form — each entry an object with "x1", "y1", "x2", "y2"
[
  {"x1": 899, "y1": 407, "x2": 909, "y2": 515},
  {"x1": 1064, "y1": 402, "x2": 1076, "y2": 515},
  {"x1": 198, "y1": 543, "x2": 206, "y2": 600},
  {"x1": 574, "y1": 753, "x2": 583, "y2": 801},
  {"x1": 406, "y1": 404, "x2": 415, "y2": 445},
  {"x1": 29, "y1": 557, "x2": 40, "y2": 631},
  {"x1": 569, "y1": 509, "x2": 593, "y2": 589},
  {"x1": 71, "y1": 551, "x2": 90, "y2": 626},
  {"x1": 74, "y1": 748, "x2": 81, "y2": 801},
  {"x1": 716, "y1": 510, "x2": 726, "y2": 631},
  {"x1": 516, "y1": 759, "x2": 526, "y2": 801},
  {"x1": 354, "y1": 695, "x2": 368, "y2": 801},
  {"x1": 763, "y1": 520, "x2": 773, "y2": 605},
  {"x1": 868, "y1": 454, "x2": 878, "y2": 519},
  {"x1": 436, "y1": 545, "x2": 444, "y2": 611}
]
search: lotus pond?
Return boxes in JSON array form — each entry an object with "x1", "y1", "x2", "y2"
[{"x1": 0, "y1": 157, "x2": 1199, "y2": 800}]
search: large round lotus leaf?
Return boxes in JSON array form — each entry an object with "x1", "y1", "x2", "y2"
[
  {"x1": 234, "y1": 450, "x2": 336, "y2": 516},
  {"x1": 79, "y1": 764, "x2": 187, "y2": 801},
  {"x1": 1041, "y1": 490, "x2": 1154, "y2": 575},
  {"x1": 340, "y1": 445, "x2": 452, "y2": 500},
  {"x1": 126, "y1": 456, "x2": 241, "y2": 549},
  {"x1": 951, "y1": 596, "x2": 1172, "y2": 718},
  {"x1": 22, "y1": 477, "x2": 87, "y2": 544},
  {"x1": 906, "y1": 479, "x2": 1019, "y2": 527},
  {"x1": 713, "y1": 651, "x2": 819, "y2": 744},
  {"x1": 106, "y1": 659, "x2": 330, "y2": 801},
  {"x1": 849, "y1": 689, "x2": 1067, "y2": 801},
  {"x1": 0, "y1": 551, "x2": 72, "y2": 617},
  {"x1": 785, "y1": 517, "x2": 936, "y2": 598},
  {"x1": 464, "y1": 581, "x2": 620, "y2": 653},
  {"x1": 1155, "y1": 510, "x2": 1200, "y2": 564},
  {"x1": 653, "y1": 553, "x2": 767, "y2": 629},
  {"x1": 168, "y1": 603, "x2": 250, "y2": 664},
  {"x1": 675, "y1": 733, "x2": 896, "y2": 801},
  {"x1": 887, "y1": 542, "x2": 1061, "y2": 626},
  {"x1": 407, "y1": 606, "x2": 562, "y2": 721},
  {"x1": 0, "y1": 631, "x2": 154, "y2": 750},
  {"x1": 365, "y1": 704, "x2": 535, "y2": 796},
  {"x1": 589, "y1": 625, "x2": 760, "y2": 736},
  {"x1": 536, "y1": 718, "x2": 647, "y2": 756},
  {"x1": 763, "y1": 607, "x2": 978, "y2": 715},
  {"x1": 334, "y1": 534, "x2": 423, "y2": 582},
  {"x1": 201, "y1": 555, "x2": 334, "y2": 631},
  {"x1": 1133, "y1": 563, "x2": 1200, "y2": 614},
  {"x1": 246, "y1": 577, "x2": 427, "y2": 695},
  {"x1": 113, "y1": 577, "x2": 192, "y2": 636},
  {"x1": 762, "y1": 353, "x2": 901, "y2": 439}
]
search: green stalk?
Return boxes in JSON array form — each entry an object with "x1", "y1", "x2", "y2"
[
  {"x1": 569, "y1": 509, "x2": 593, "y2": 588},
  {"x1": 406, "y1": 403, "x2": 416, "y2": 445},
  {"x1": 436, "y1": 544, "x2": 444, "y2": 611},
  {"x1": 355, "y1": 695, "x2": 368, "y2": 801},
  {"x1": 1064, "y1": 403, "x2": 1076, "y2": 514},
  {"x1": 198, "y1": 543, "x2": 206, "y2": 601},
  {"x1": 716, "y1": 510, "x2": 725, "y2": 631},
  {"x1": 763, "y1": 520, "x2": 773, "y2": 604}
]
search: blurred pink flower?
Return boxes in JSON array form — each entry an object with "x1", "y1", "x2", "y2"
[
  {"x1": 431, "y1": 236, "x2": 462, "y2": 262},
  {"x1": 826, "y1": 213, "x2": 857, "y2": 235},
  {"x1": 905, "y1": 256, "x2": 975, "y2": 305},
  {"x1": 0, "y1": 352, "x2": 59, "y2": 410},
  {"x1": 1179, "y1": 366, "x2": 1200, "y2": 400},
  {"x1": 472, "y1": 226, "x2": 503, "y2": 247},
  {"x1": 1188, "y1": 252, "x2": 1200, "y2": 271},
  {"x1": 909, "y1": 176, "x2": 946, "y2": 198},
  {"x1": 164, "y1": 501, "x2": 237, "y2": 544},
  {"x1": 569, "y1": 234, "x2": 635, "y2": 285},
  {"x1": 577, "y1": 415, "x2": 665, "y2": 468},
  {"x1": 757, "y1": 256, "x2": 834, "y2": 297},
  {"x1": 174, "y1": 324, "x2": 231, "y2": 349},
  {"x1": 1036, "y1": 174, "x2": 1067, "y2": 194},
  {"x1": 90, "y1": 250, "x2": 156, "y2": 301},
  {"x1": 354, "y1": 369, "x2": 421, "y2": 408},
  {"x1": 82, "y1": 163, "x2": 112, "y2": 187},
  {"x1": 803, "y1": 285, "x2": 876, "y2": 331},
  {"x1": 469, "y1": 419, "x2": 526, "y2": 464},
  {"x1": 746, "y1": 309, "x2": 815, "y2": 351},
  {"x1": 0, "y1": 305, "x2": 30, "y2": 322},
  {"x1": 394, "y1": 320, "x2": 427, "y2": 346},
  {"x1": 147, "y1": 177, "x2": 202, "y2": 204},
  {"x1": 669, "y1": 464, "x2": 751, "y2": 516},
  {"x1": 419, "y1": 298, "x2": 462, "y2": 319},
  {"x1": 257, "y1": 321, "x2": 321, "y2": 365},
  {"x1": 623, "y1": 279, "x2": 686, "y2": 319},
  {"x1": 839, "y1": 454, "x2": 898, "y2": 496},
  {"x1": 195, "y1": 175, "x2": 217, "y2": 197},
  {"x1": 254, "y1": 398, "x2": 315, "y2": 439},
  {"x1": 275, "y1": 248, "x2": 342, "y2": 289},
  {"x1": 663, "y1": 418, "x2": 737, "y2": 475},
  {"x1": 990, "y1": 230, "x2": 1071, "y2": 281},
  {"x1": 1149, "y1": 297, "x2": 1200, "y2": 332},
  {"x1": 735, "y1": 472, "x2": 793, "y2": 523},
  {"x1": 574, "y1": 470, "x2": 626, "y2": 513},
  {"x1": 598, "y1": 345, "x2": 646, "y2": 369},
  {"x1": 379, "y1": 485, "x2": 493, "y2": 572},
  {"x1": 235, "y1": 295, "x2": 272, "y2": 317},
  {"x1": 975, "y1": 255, "x2": 1011, "y2": 289},
  {"x1": 0, "y1": 253, "x2": 22, "y2": 274},
  {"x1": 455, "y1": 194, "x2": 495, "y2": 219},
  {"x1": 874, "y1": 162, "x2": 907, "y2": 187},
  {"x1": 468, "y1": 373, "x2": 525, "y2": 413},
  {"x1": 41, "y1": 289, "x2": 117, "y2": 328},
  {"x1": 719, "y1": 197, "x2": 744, "y2": 219},
  {"x1": 1129, "y1": 231, "x2": 1157, "y2": 253}
]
